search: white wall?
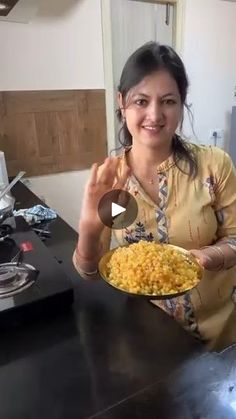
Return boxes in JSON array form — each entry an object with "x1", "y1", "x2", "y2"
[
  {"x1": 0, "y1": 0, "x2": 104, "y2": 90},
  {"x1": 0, "y1": 0, "x2": 104, "y2": 230},
  {"x1": 25, "y1": 170, "x2": 90, "y2": 231},
  {"x1": 182, "y1": 0, "x2": 236, "y2": 150}
]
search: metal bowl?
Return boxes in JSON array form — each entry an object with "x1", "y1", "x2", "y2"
[
  {"x1": 98, "y1": 243, "x2": 203, "y2": 300},
  {"x1": 0, "y1": 193, "x2": 15, "y2": 225}
]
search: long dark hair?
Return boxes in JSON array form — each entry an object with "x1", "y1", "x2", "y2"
[{"x1": 116, "y1": 42, "x2": 197, "y2": 178}]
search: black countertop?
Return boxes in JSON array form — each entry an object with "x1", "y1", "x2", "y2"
[{"x1": 0, "y1": 182, "x2": 235, "y2": 419}]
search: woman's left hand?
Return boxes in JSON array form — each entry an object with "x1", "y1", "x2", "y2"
[{"x1": 189, "y1": 248, "x2": 221, "y2": 271}]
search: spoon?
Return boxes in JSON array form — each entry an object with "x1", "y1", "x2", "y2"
[
  {"x1": 11, "y1": 249, "x2": 24, "y2": 266},
  {"x1": 0, "y1": 171, "x2": 26, "y2": 201}
]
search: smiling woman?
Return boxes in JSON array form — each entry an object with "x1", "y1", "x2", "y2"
[
  {"x1": 118, "y1": 71, "x2": 182, "y2": 151},
  {"x1": 73, "y1": 41, "x2": 236, "y2": 352},
  {"x1": 116, "y1": 43, "x2": 197, "y2": 179}
]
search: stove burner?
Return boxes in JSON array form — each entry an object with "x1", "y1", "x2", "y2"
[
  {"x1": 0, "y1": 262, "x2": 38, "y2": 298},
  {"x1": 0, "y1": 224, "x2": 13, "y2": 242}
]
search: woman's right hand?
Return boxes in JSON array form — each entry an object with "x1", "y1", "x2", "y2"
[{"x1": 79, "y1": 157, "x2": 130, "y2": 234}]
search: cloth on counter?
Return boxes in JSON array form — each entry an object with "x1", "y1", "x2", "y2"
[{"x1": 14, "y1": 205, "x2": 57, "y2": 225}]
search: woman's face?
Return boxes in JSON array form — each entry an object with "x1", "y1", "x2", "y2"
[{"x1": 119, "y1": 70, "x2": 183, "y2": 150}]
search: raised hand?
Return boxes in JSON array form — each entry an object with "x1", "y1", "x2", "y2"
[{"x1": 79, "y1": 157, "x2": 130, "y2": 234}]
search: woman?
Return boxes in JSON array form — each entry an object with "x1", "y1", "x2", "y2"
[{"x1": 73, "y1": 42, "x2": 236, "y2": 351}]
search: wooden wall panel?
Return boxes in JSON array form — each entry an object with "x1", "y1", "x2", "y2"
[
  {"x1": 0, "y1": 90, "x2": 107, "y2": 177},
  {"x1": 4, "y1": 91, "x2": 75, "y2": 114},
  {"x1": 34, "y1": 112, "x2": 60, "y2": 157}
]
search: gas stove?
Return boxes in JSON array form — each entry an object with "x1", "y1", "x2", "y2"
[
  {"x1": 0, "y1": 217, "x2": 74, "y2": 327},
  {"x1": 0, "y1": 261, "x2": 38, "y2": 298}
]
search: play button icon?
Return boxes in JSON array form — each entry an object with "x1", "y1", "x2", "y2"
[
  {"x1": 98, "y1": 189, "x2": 138, "y2": 229},
  {"x1": 111, "y1": 202, "x2": 126, "y2": 218}
]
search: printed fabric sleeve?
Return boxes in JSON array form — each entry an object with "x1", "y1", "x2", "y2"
[{"x1": 214, "y1": 149, "x2": 236, "y2": 252}]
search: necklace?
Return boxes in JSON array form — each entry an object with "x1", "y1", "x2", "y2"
[
  {"x1": 132, "y1": 172, "x2": 158, "y2": 185},
  {"x1": 127, "y1": 154, "x2": 158, "y2": 186}
]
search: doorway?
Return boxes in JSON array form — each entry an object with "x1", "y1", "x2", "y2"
[{"x1": 101, "y1": 0, "x2": 184, "y2": 152}]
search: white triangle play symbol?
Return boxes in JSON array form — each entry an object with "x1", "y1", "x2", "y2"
[{"x1": 111, "y1": 202, "x2": 126, "y2": 218}]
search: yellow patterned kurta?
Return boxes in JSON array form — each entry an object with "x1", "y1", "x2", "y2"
[{"x1": 79, "y1": 143, "x2": 236, "y2": 351}]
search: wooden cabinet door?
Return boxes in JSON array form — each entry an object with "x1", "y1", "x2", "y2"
[{"x1": 0, "y1": 90, "x2": 107, "y2": 176}]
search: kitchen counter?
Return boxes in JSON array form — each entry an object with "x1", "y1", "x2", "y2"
[{"x1": 0, "y1": 182, "x2": 235, "y2": 419}]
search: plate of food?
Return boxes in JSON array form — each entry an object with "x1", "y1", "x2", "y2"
[{"x1": 98, "y1": 241, "x2": 203, "y2": 299}]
